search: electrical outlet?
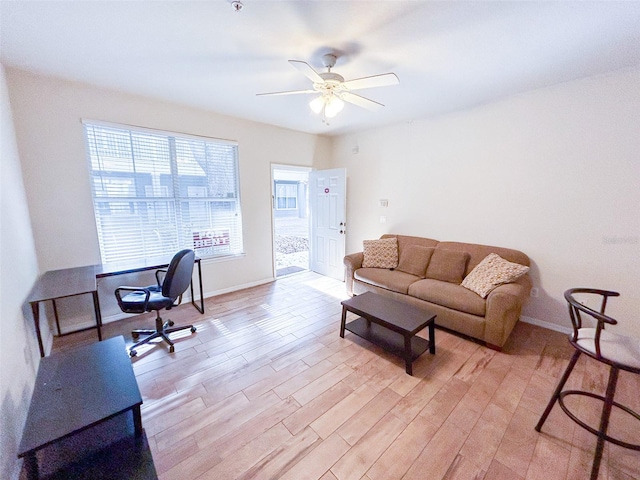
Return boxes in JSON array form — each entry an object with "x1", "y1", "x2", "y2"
[{"x1": 530, "y1": 287, "x2": 539, "y2": 298}]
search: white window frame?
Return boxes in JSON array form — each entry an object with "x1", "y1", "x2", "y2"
[
  {"x1": 275, "y1": 181, "x2": 298, "y2": 211},
  {"x1": 83, "y1": 120, "x2": 244, "y2": 264}
]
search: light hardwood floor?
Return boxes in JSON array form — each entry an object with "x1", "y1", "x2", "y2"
[{"x1": 52, "y1": 272, "x2": 640, "y2": 480}]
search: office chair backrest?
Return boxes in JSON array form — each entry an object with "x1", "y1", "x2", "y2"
[{"x1": 162, "y1": 249, "x2": 195, "y2": 300}]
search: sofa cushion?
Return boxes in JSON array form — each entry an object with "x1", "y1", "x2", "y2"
[
  {"x1": 408, "y1": 279, "x2": 486, "y2": 316},
  {"x1": 426, "y1": 249, "x2": 469, "y2": 284},
  {"x1": 461, "y1": 253, "x2": 529, "y2": 298},
  {"x1": 362, "y1": 238, "x2": 398, "y2": 269},
  {"x1": 354, "y1": 268, "x2": 419, "y2": 295},
  {"x1": 396, "y1": 245, "x2": 435, "y2": 278}
]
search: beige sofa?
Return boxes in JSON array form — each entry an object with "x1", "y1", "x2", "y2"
[{"x1": 343, "y1": 234, "x2": 532, "y2": 350}]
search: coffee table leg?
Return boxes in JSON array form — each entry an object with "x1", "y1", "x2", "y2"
[
  {"x1": 132, "y1": 405, "x2": 143, "y2": 437},
  {"x1": 340, "y1": 306, "x2": 347, "y2": 338},
  {"x1": 429, "y1": 321, "x2": 436, "y2": 354},
  {"x1": 404, "y1": 335, "x2": 413, "y2": 375}
]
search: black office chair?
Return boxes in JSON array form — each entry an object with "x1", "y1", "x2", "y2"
[
  {"x1": 115, "y1": 249, "x2": 197, "y2": 357},
  {"x1": 535, "y1": 288, "x2": 640, "y2": 480}
]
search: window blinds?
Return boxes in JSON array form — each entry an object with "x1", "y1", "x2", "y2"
[{"x1": 84, "y1": 122, "x2": 243, "y2": 264}]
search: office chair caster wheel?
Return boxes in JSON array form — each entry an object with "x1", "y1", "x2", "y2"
[
  {"x1": 129, "y1": 349, "x2": 137, "y2": 358},
  {"x1": 169, "y1": 345, "x2": 175, "y2": 353},
  {"x1": 168, "y1": 320, "x2": 174, "y2": 327},
  {"x1": 191, "y1": 326, "x2": 197, "y2": 333},
  {"x1": 132, "y1": 332, "x2": 139, "y2": 340}
]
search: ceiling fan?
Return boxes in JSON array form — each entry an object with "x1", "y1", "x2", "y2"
[{"x1": 257, "y1": 53, "x2": 399, "y2": 124}]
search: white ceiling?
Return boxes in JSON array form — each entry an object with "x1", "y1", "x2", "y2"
[{"x1": 2, "y1": 1, "x2": 640, "y2": 136}]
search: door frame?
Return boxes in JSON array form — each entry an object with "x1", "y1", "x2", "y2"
[{"x1": 270, "y1": 164, "x2": 312, "y2": 278}]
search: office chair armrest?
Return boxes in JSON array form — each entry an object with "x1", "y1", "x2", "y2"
[
  {"x1": 155, "y1": 269, "x2": 168, "y2": 287},
  {"x1": 115, "y1": 286, "x2": 151, "y2": 312}
]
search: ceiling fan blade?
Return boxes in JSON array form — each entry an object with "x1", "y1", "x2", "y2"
[
  {"x1": 342, "y1": 73, "x2": 399, "y2": 91},
  {"x1": 341, "y1": 91, "x2": 384, "y2": 111},
  {"x1": 288, "y1": 60, "x2": 324, "y2": 83},
  {"x1": 256, "y1": 89, "x2": 316, "y2": 97}
]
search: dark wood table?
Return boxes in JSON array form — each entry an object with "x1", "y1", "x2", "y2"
[
  {"x1": 26, "y1": 265, "x2": 102, "y2": 358},
  {"x1": 17, "y1": 336, "x2": 148, "y2": 480},
  {"x1": 340, "y1": 292, "x2": 436, "y2": 375}
]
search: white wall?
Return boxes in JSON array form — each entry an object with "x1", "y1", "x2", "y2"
[
  {"x1": 0, "y1": 64, "x2": 41, "y2": 480},
  {"x1": 6, "y1": 68, "x2": 332, "y2": 328},
  {"x1": 331, "y1": 67, "x2": 640, "y2": 336}
]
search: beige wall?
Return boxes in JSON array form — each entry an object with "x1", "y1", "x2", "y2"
[
  {"x1": 6, "y1": 68, "x2": 332, "y2": 328},
  {"x1": 331, "y1": 67, "x2": 640, "y2": 336},
  {"x1": 0, "y1": 65, "x2": 41, "y2": 480}
]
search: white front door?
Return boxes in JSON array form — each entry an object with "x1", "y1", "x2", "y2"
[{"x1": 309, "y1": 168, "x2": 346, "y2": 280}]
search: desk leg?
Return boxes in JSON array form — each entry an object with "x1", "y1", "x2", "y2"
[
  {"x1": 31, "y1": 302, "x2": 45, "y2": 358},
  {"x1": 23, "y1": 452, "x2": 39, "y2": 480},
  {"x1": 52, "y1": 299, "x2": 61, "y2": 336},
  {"x1": 92, "y1": 291, "x2": 103, "y2": 342},
  {"x1": 132, "y1": 405, "x2": 143, "y2": 437},
  {"x1": 190, "y1": 260, "x2": 205, "y2": 314}
]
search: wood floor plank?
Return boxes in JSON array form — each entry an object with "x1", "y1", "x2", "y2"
[
  {"x1": 292, "y1": 363, "x2": 354, "y2": 405},
  {"x1": 235, "y1": 427, "x2": 321, "y2": 480},
  {"x1": 525, "y1": 436, "x2": 571, "y2": 480},
  {"x1": 441, "y1": 453, "x2": 487, "y2": 480},
  {"x1": 401, "y1": 420, "x2": 469, "y2": 480},
  {"x1": 458, "y1": 402, "x2": 513, "y2": 472},
  {"x1": 310, "y1": 384, "x2": 379, "y2": 439},
  {"x1": 215, "y1": 396, "x2": 301, "y2": 458},
  {"x1": 336, "y1": 387, "x2": 402, "y2": 446},
  {"x1": 366, "y1": 414, "x2": 438, "y2": 480},
  {"x1": 273, "y1": 359, "x2": 336, "y2": 399},
  {"x1": 154, "y1": 390, "x2": 249, "y2": 451},
  {"x1": 194, "y1": 390, "x2": 282, "y2": 449},
  {"x1": 494, "y1": 405, "x2": 541, "y2": 477},
  {"x1": 195, "y1": 422, "x2": 293, "y2": 480},
  {"x1": 283, "y1": 382, "x2": 354, "y2": 436},
  {"x1": 278, "y1": 433, "x2": 351, "y2": 480},
  {"x1": 329, "y1": 412, "x2": 406, "y2": 480}
]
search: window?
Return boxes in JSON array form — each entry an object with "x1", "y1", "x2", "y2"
[
  {"x1": 275, "y1": 181, "x2": 298, "y2": 210},
  {"x1": 83, "y1": 121, "x2": 243, "y2": 264}
]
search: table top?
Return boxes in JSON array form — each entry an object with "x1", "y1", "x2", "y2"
[
  {"x1": 18, "y1": 336, "x2": 142, "y2": 456},
  {"x1": 95, "y1": 255, "x2": 201, "y2": 278},
  {"x1": 341, "y1": 292, "x2": 436, "y2": 335},
  {"x1": 26, "y1": 265, "x2": 97, "y2": 303}
]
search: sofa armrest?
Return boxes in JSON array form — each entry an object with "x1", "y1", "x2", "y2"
[
  {"x1": 344, "y1": 252, "x2": 364, "y2": 296},
  {"x1": 484, "y1": 275, "x2": 532, "y2": 349}
]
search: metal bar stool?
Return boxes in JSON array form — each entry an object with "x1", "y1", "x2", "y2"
[{"x1": 535, "y1": 288, "x2": 640, "y2": 480}]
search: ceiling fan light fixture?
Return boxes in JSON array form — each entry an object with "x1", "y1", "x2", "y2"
[
  {"x1": 324, "y1": 95, "x2": 344, "y2": 118},
  {"x1": 309, "y1": 96, "x2": 325, "y2": 114}
]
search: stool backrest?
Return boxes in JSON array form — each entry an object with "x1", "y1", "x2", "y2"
[{"x1": 564, "y1": 287, "x2": 619, "y2": 359}]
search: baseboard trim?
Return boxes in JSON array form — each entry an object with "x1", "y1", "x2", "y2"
[{"x1": 520, "y1": 315, "x2": 572, "y2": 335}]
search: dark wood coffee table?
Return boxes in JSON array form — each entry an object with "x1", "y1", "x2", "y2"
[
  {"x1": 17, "y1": 336, "x2": 152, "y2": 479},
  {"x1": 340, "y1": 292, "x2": 436, "y2": 375}
]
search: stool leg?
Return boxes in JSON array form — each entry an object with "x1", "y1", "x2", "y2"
[
  {"x1": 536, "y1": 349, "x2": 581, "y2": 431},
  {"x1": 590, "y1": 366, "x2": 619, "y2": 480}
]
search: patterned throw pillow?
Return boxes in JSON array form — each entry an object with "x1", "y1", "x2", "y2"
[
  {"x1": 461, "y1": 253, "x2": 529, "y2": 298},
  {"x1": 362, "y1": 238, "x2": 399, "y2": 269}
]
